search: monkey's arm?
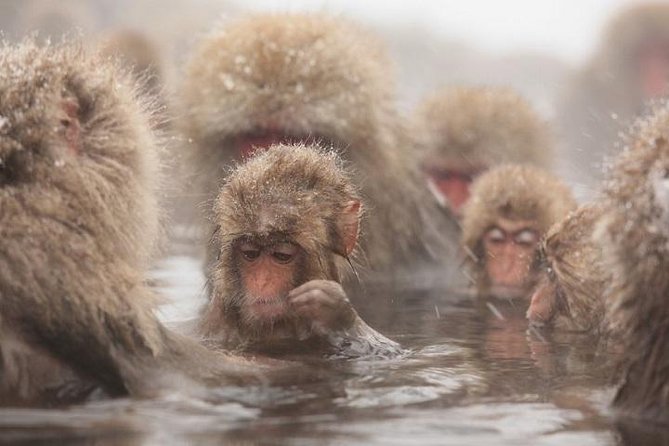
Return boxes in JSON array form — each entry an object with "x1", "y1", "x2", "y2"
[{"x1": 288, "y1": 280, "x2": 402, "y2": 358}]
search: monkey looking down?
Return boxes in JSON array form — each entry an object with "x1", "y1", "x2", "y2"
[
  {"x1": 178, "y1": 13, "x2": 457, "y2": 281},
  {"x1": 461, "y1": 165, "x2": 577, "y2": 300},
  {"x1": 526, "y1": 203, "x2": 614, "y2": 336},
  {"x1": 0, "y1": 40, "x2": 246, "y2": 406},
  {"x1": 198, "y1": 143, "x2": 400, "y2": 358}
]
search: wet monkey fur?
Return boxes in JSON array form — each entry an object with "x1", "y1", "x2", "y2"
[
  {"x1": 597, "y1": 102, "x2": 669, "y2": 422},
  {"x1": 414, "y1": 86, "x2": 552, "y2": 219},
  {"x1": 0, "y1": 40, "x2": 248, "y2": 406},
  {"x1": 199, "y1": 144, "x2": 399, "y2": 357},
  {"x1": 526, "y1": 204, "x2": 613, "y2": 336},
  {"x1": 461, "y1": 165, "x2": 576, "y2": 300},
  {"x1": 178, "y1": 13, "x2": 457, "y2": 280}
]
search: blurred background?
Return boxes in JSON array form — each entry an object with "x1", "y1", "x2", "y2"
[
  {"x1": 1, "y1": 0, "x2": 666, "y2": 197},
  {"x1": 0, "y1": 0, "x2": 648, "y2": 111}
]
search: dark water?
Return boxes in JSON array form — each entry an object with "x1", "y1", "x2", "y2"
[{"x1": 0, "y1": 255, "x2": 663, "y2": 445}]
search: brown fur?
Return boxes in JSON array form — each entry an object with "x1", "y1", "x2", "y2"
[
  {"x1": 199, "y1": 143, "x2": 398, "y2": 355},
  {"x1": 461, "y1": 164, "x2": 577, "y2": 292},
  {"x1": 415, "y1": 86, "x2": 552, "y2": 168},
  {"x1": 178, "y1": 13, "x2": 456, "y2": 276},
  {"x1": 0, "y1": 40, "x2": 244, "y2": 405},
  {"x1": 536, "y1": 203, "x2": 612, "y2": 334},
  {"x1": 200, "y1": 143, "x2": 359, "y2": 343},
  {"x1": 597, "y1": 101, "x2": 669, "y2": 421}
]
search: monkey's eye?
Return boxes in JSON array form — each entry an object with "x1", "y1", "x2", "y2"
[
  {"x1": 239, "y1": 241, "x2": 261, "y2": 262},
  {"x1": 484, "y1": 227, "x2": 506, "y2": 244},
  {"x1": 515, "y1": 229, "x2": 539, "y2": 246},
  {"x1": 271, "y1": 242, "x2": 298, "y2": 264}
]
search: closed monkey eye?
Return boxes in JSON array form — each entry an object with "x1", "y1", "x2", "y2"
[
  {"x1": 271, "y1": 242, "x2": 298, "y2": 264},
  {"x1": 484, "y1": 227, "x2": 506, "y2": 244},
  {"x1": 239, "y1": 241, "x2": 261, "y2": 262},
  {"x1": 515, "y1": 229, "x2": 539, "y2": 246}
]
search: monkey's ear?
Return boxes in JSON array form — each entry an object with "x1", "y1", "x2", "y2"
[
  {"x1": 339, "y1": 200, "x2": 361, "y2": 256},
  {"x1": 61, "y1": 97, "x2": 81, "y2": 155}
]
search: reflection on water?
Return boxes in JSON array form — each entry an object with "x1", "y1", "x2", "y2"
[{"x1": 0, "y1": 253, "x2": 665, "y2": 445}]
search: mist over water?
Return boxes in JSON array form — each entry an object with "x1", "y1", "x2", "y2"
[
  {"x1": 0, "y1": 245, "x2": 624, "y2": 445},
  {"x1": 1, "y1": 1, "x2": 667, "y2": 444}
]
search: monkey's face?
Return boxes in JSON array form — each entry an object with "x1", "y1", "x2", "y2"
[
  {"x1": 527, "y1": 271, "x2": 590, "y2": 332},
  {"x1": 526, "y1": 274, "x2": 560, "y2": 328},
  {"x1": 636, "y1": 40, "x2": 669, "y2": 99},
  {"x1": 424, "y1": 159, "x2": 486, "y2": 218},
  {"x1": 528, "y1": 267, "x2": 604, "y2": 333},
  {"x1": 235, "y1": 237, "x2": 305, "y2": 326},
  {"x1": 526, "y1": 246, "x2": 593, "y2": 332},
  {"x1": 481, "y1": 217, "x2": 540, "y2": 298}
]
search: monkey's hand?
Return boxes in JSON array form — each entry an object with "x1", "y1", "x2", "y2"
[{"x1": 288, "y1": 280, "x2": 358, "y2": 335}]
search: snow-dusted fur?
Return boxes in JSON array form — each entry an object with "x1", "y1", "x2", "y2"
[
  {"x1": 414, "y1": 86, "x2": 552, "y2": 168},
  {"x1": 461, "y1": 164, "x2": 576, "y2": 291},
  {"x1": 0, "y1": 40, "x2": 240, "y2": 404},
  {"x1": 598, "y1": 101, "x2": 669, "y2": 421},
  {"x1": 178, "y1": 13, "x2": 456, "y2": 275}
]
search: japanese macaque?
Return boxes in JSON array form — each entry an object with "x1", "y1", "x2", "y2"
[
  {"x1": 413, "y1": 86, "x2": 552, "y2": 219},
  {"x1": 558, "y1": 4, "x2": 669, "y2": 191},
  {"x1": 178, "y1": 13, "x2": 456, "y2": 278},
  {"x1": 97, "y1": 29, "x2": 164, "y2": 100},
  {"x1": 461, "y1": 165, "x2": 577, "y2": 299},
  {"x1": 198, "y1": 143, "x2": 400, "y2": 357},
  {"x1": 526, "y1": 204, "x2": 612, "y2": 335},
  {"x1": 596, "y1": 102, "x2": 669, "y2": 421},
  {"x1": 0, "y1": 41, "x2": 245, "y2": 406}
]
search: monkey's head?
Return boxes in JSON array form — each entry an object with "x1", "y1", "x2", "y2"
[
  {"x1": 526, "y1": 204, "x2": 609, "y2": 333},
  {"x1": 206, "y1": 143, "x2": 361, "y2": 332},
  {"x1": 180, "y1": 13, "x2": 395, "y2": 169},
  {"x1": 0, "y1": 40, "x2": 160, "y2": 267},
  {"x1": 597, "y1": 102, "x2": 669, "y2": 339},
  {"x1": 461, "y1": 165, "x2": 576, "y2": 299},
  {"x1": 595, "y1": 3, "x2": 669, "y2": 101},
  {"x1": 415, "y1": 87, "x2": 552, "y2": 217}
]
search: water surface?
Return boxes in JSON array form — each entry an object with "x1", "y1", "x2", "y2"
[{"x1": 0, "y1": 253, "x2": 656, "y2": 445}]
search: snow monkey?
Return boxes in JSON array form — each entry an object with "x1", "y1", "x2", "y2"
[
  {"x1": 525, "y1": 203, "x2": 614, "y2": 336},
  {"x1": 414, "y1": 86, "x2": 552, "y2": 219},
  {"x1": 198, "y1": 144, "x2": 400, "y2": 357},
  {"x1": 0, "y1": 40, "x2": 246, "y2": 406},
  {"x1": 461, "y1": 165, "x2": 576, "y2": 300},
  {"x1": 178, "y1": 13, "x2": 456, "y2": 280},
  {"x1": 596, "y1": 101, "x2": 669, "y2": 422}
]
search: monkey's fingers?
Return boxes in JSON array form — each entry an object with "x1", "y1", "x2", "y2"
[
  {"x1": 289, "y1": 289, "x2": 340, "y2": 310},
  {"x1": 288, "y1": 280, "x2": 345, "y2": 299},
  {"x1": 291, "y1": 288, "x2": 357, "y2": 328}
]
